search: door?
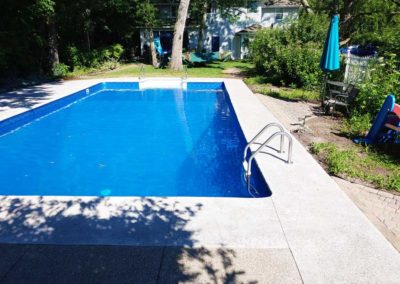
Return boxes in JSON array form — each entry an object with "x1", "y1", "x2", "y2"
[{"x1": 211, "y1": 36, "x2": 219, "y2": 52}]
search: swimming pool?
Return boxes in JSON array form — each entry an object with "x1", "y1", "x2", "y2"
[{"x1": 0, "y1": 82, "x2": 269, "y2": 197}]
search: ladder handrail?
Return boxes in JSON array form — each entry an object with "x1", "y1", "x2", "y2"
[
  {"x1": 182, "y1": 65, "x2": 188, "y2": 81},
  {"x1": 245, "y1": 131, "x2": 293, "y2": 176},
  {"x1": 243, "y1": 122, "x2": 284, "y2": 160},
  {"x1": 139, "y1": 64, "x2": 145, "y2": 81},
  {"x1": 244, "y1": 131, "x2": 293, "y2": 194}
]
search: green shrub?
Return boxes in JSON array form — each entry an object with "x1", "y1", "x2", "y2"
[
  {"x1": 108, "y1": 44, "x2": 124, "y2": 59},
  {"x1": 355, "y1": 54, "x2": 400, "y2": 115},
  {"x1": 341, "y1": 113, "x2": 372, "y2": 138},
  {"x1": 64, "y1": 44, "x2": 125, "y2": 71},
  {"x1": 100, "y1": 58, "x2": 120, "y2": 71},
  {"x1": 51, "y1": 63, "x2": 69, "y2": 77},
  {"x1": 280, "y1": 42, "x2": 324, "y2": 89},
  {"x1": 249, "y1": 13, "x2": 329, "y2": 90}
]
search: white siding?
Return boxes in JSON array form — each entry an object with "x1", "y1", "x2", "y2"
[{"x1": 139, "y1": 2, "x2": 300, "y2": 59}]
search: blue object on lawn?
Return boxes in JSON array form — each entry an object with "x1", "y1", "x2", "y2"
[
  {"x1": 354, "y1": 95, "x2": 396, "y2": 144},
  {"x1": 154, "y1": 37, "x2": 163, "y2": 55},
  {"x1": 320, "y1": 14, "x2": 340, "y2": 72},
  {"x1": 189, "y1": 52, "x2": 220, "y2": 63}
]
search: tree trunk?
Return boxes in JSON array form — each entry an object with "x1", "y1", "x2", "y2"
[
  {"x1": 169, "y1": 0, "x2": 191, "y2": 71},
  {"x1": 299, "y1": 0, "x2": 313, "y2": 13},
  {"x1": 196, "y1": 1, "x2": 208, "y2": 52},
  {"x1": 340, "y1": 0, "x2": 355, "y2": 41},
  {"x1": 85, "y1": 29, "x2": 91, "y2": 51},
  {"x1": 84, "y1": 8, "x2": 91, "y2": 51},
  {"x1": 48, "y1": 16, "x2": 59, "y2": 68},
  {"x1": 148, "y1": 29, "x2": 158, "y2": 67}
]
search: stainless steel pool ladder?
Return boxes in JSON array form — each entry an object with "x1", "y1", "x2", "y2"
[
  {"x1": 180, "y1": 65, "x2": 188, "y2": 88},
  {"x1": 182, "y1": 65, "x2": 188, "y2": 81},
  {"x1": 242, "y1": 123, "x2": 293, "y2": 193},
  {"x1": 139, "y1": 64, "x2": 145, "y2": 81}
]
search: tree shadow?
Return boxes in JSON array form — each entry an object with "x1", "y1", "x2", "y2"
[
  {"x1": 0, "y1": 196, "x2": 258, "y2": 283},
  {"x1": 0, "y1": 80, "x2": 63, "y2": 111}
]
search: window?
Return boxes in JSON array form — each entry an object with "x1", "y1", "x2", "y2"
[
  {"x1": 247, "y1": 0, "x2": 258, "y2": 13},
  {"x1": 275, "y1": 8, "x2": 283, "y2": 22}
]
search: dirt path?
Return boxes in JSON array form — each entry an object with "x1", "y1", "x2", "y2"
[{"x1": 255, "y1": 93, "x2": 400, "y2": 252}]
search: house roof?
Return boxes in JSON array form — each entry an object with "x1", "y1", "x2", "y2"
[
  {"x1": 264, "y1": 0, "x2": 301, "y2": 8},
  {"x1": 236, "y1": 24, "x2": 263, "y2": 34}
]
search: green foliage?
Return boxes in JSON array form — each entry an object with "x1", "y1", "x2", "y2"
[
  {"x1": 310, "y1": 142, "x2": 400, "y2": 191},
  {"x1": 249, "y1": 13, "x2": 329, "y2": 90},
  {"x1": 355, "y1": 55, "x2": 400, "y2": 115},
  {"x1": 135, "y1": 1, "x2": 158, "y2": 27},
  {"x1": 65, "y1": 44, "x2": 125, "y2": 70},
  {"x1": 52, "y1": 63, "x2": 69, "y2": 77},
  {"x1": 341, "y1": 113, "x2": 372, "y2": 138},
  {"x1": 310, "y1": 0, "x2": 400, "y2": 56}
]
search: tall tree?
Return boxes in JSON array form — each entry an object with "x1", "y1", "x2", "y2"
[
  {"x1": 190, "y1": 0, "x2": 208, "y2": 52},
  {"x1": 169, "y1": 0, "x2": 191, "y2": 71},
  {"x1": 135, "y1": 1, "x2": 158, "y2": 67},
  {"x1": 35, "y1": 0, "x2": 59, "y2": 69}
]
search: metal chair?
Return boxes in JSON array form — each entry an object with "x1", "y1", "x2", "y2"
[{"x1": 324, "y1": 80, "x2": 358, "y2": 114}]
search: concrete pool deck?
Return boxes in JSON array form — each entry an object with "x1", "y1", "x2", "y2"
[{"x1": 0, "y1": 78, "x2": 400, "y2": 283}]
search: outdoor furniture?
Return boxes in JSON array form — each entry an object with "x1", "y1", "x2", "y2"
[
  {"x1": 324, "y1": 80, "x2": 358, "y2": 114},
  {"x1": 189, "y1": 52, "x2": 220, "y2": 64}
]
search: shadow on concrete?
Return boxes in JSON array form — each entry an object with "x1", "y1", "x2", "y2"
[
  {"x1": 0, "y1": 81, "x2": 63, "y2": 111},
  {"x1": 0, "y1": 196, "x2": 257, "y2": 283}
]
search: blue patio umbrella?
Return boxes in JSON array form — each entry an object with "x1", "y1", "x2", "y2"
[
  {"x1": 320, "y1": 14, "x2": 340, "y2": 105},
  {"x1": 320, "y1": 14, "x2": 340, "y2": 72}
]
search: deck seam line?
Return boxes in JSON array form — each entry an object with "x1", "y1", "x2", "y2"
[
  {"x1": 270, "y1": 197, "x2": 305, "y2": 284},
  {"x1": 155, "y1": 245, "x2": 166, "y2": 284},
  {"x1": 0, "y1": 245, "x2": 29, "y2": 282}
]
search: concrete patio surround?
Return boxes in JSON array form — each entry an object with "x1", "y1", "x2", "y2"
[{"x1": 0, "y1": 78, "x2": 399, "y2": 283}]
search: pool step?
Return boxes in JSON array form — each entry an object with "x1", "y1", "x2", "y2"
[{"x1": 139, "y1": 78, "x2": 187, "y2": 90}]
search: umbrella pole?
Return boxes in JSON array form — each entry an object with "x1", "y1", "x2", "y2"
[{"x1": 321, "y1": 73, "x2": 328, "y2": 107}]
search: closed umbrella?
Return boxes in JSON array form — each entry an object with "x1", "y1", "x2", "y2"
[{"x1": 320, "y1": 14, "x2": 340, "y2": 104}]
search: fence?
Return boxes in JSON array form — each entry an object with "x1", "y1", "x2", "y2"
[{"x1": 343, "y1": 52, "x2": 376, "y2": 85}]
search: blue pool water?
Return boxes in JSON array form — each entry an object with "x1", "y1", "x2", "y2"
[{"x1": 0, "y1": 83, "x2": 269, "y2": 197}]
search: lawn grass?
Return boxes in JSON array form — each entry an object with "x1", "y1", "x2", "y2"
[
  {"x1": 310, "y1": 142, "x2": 400, "y2": 192},
  {"x1": 74, "y1": 61, "x2": 254, "y2": 79},
  {"x1": 244, "y1": 77, "x2": 320, "y2": 102},
  {"x1": 260, "y1": 88, "x2": 320, "y2": 102}
]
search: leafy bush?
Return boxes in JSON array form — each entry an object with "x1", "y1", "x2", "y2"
[
  {"x1": 341, "y1": 113, "x2": 372, "y2": 138},
  {"x1": 100, "y1": 58, "x2": 120, "y2": 71},
  {"x1": 249, "y1": 13, "x2": 329, "y2": 90},
  {"x1": 51, "y1": 63, "x2": 69, "y2": 77},
  {"x1": 355, "y1": 54, "x2": 400, "y2": 115},
  {"x1": 64, "y1": 44, "x2": 125, "y2": 71}
]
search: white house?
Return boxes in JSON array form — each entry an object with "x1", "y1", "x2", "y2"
[{"x1": 140, "y1": 0, "x2": 301, "y2": 60}]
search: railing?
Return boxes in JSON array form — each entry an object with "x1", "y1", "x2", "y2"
[
  {"x1": 243, "y1": 122, "x2": 284, "y2": 161},
  {"x1": 182, "y1": 65, "x2": 188, "y2": 81},
  {"x1": 243, "y1": 123, "x2": 293, "y2": 194},
  {"x1": 139, "y1": 64, "x2": 145, "y2": 81}
]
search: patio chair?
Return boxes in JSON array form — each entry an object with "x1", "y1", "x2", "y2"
[
  {"x1": 324, "y1": 80, "x2": 358, "y2": 114},
  {"x1": 189, "y1": 51, "x2": 220, "y2": 64}
]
